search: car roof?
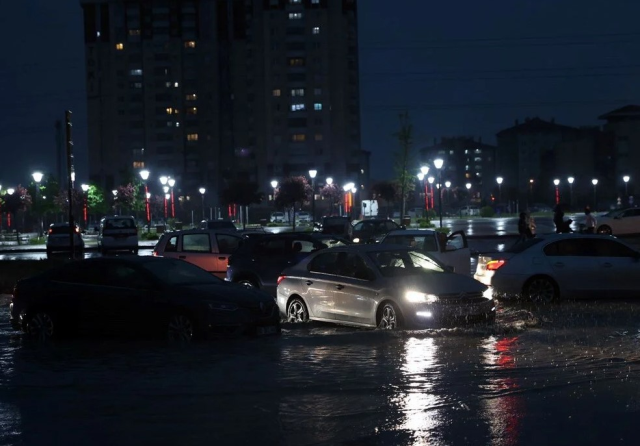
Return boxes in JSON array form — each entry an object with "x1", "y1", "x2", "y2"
[
  {"x1": 50, "y1": 222, "x2": 76, "y2": 227},
  {"x1": 385, "y1": 229, "x2": 437, "y2": 236},
  {"x1": 162, "y1": 228, "x2": 241, "y2": 237},
  {"x1": 318, "y1": 243, "x2": 414, "y2": 253}
]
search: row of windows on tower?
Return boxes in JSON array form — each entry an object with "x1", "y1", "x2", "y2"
[
  {"x1": 273, "y1": 88, "x2": 321, "y2": 97},
  {"x1": 116, "y1": 41, "x2": 196, "y2": 51}
]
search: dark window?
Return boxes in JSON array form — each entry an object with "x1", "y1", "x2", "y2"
[
  {"x1": 544, "y1": 239, "x2": 588, "y2": 256},
  {"x1": 254, "y1": 238, "x2": 288, "y2": 256},
  {"x1": 308, "y1": 252, "x2": 338, "y2": 274},
  {"x1": 589, "y1": 239, "x2": 639, "y2": 257},
  {"x1": 103, "y1": 264, "x2": 151, "y2": 289},
  {"x1": 216, "y1": 234, "x2": 242, "y2": 254},
  {"x1": 181, "y1": 233, "x2": 211, "y2": 252},
  {"x1": 164, "y1": 236, "x2": 178, "y2": 252}
]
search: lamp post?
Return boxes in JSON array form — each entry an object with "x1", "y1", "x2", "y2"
[
  {"x1": 417, "y1": 172, "x2": 425, "y2": 211},
  {"x1": 162, "y1": 186, "x2": 169, "y2": 221},
  {"x1": 32, "y1": 172, "x2": 44, "y2": 237},
  {"x1": 623, "y1": 175, "x2": 630, "y2": 202},
  {"x1": 465, "y1": 182, "x2": 472, "y2": 206},
  {"x1": 270, "y1": 180, "x2": 278, "y2": 202},
  {"x1": 567, "y1": 177, "x2": 574, "y2": 209},
  {"x1": 444, "y1": 181, "x2": 451, "y2": 204},
  {"x1": 427, "y1": 176, "x2": 435, "y2": 210},
  {"x1": 343, "y1": 182, "x2": 355, "y2": 217},
  {"x1": 112, "y1": 189, "x2": 118, "y2": 215},
  {"x1": 168, "y1": 178, "x2": 176, "y2": 218},
  {"x1": 81, "y1": 184, "x2": 89, "y2": 229},
  {"x1": 496, "y1": 176, "x2": 503, "y2": 203},
  {"x1": 592, "y1": 178, "x2": 598, "y2": 210},
  {"x1": 7, "y1": 188, "x2": 15, "y2": 230},
  {"x1": 553, "y1": 179, "x2": 560, "y2": 205},
  {"x1": 139, "y1": 169, "x2": 150, "y2": 231},
  {"x1": 309, "y1": 169, "x2": 317, "y2": 223},
  {"x1": 198, "y1": 187, "x2": 206, "y2": 220},
  {"x1": 433, "y1": 158, "x2": 444, "y2": 227},
  {"x1": 420, "y1": 166, "x2": 429, "y2": 210},
  {"x1": 529, "y1": 178, "x2": 534, "y2": 202},
  {"x1": 326, "y1": 177, "x2": 334, "y2": 215}
]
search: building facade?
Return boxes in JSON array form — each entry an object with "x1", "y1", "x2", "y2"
[{"x1": 80, "y1": 0, "x2": 365, "y2": 212}]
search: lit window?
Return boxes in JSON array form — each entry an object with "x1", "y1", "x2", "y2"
[
  {"x1": 272, "y1": 89, "x2": 281, "y2": 97},
  {"x1": 186, "y1": 93, "x2": 197, "y2": 101},
  {"x1": 165, "y1": 82, "x2": 172, "y2": 88},
  {"x1": 185, "y1": 41, "x2": 196, "y2": 48},
  {"x1": 291, "y1": 134, "x2": 306, "y2": 142},
  {"x1": 129, "y1": 29, "x2": 141, "y2": 36},
  {"x1": 314, "y1": 88, "x2": 322, "y2": 96},
  {"x1": 288, "y1": 58, "x2": 305, "y2": 67},
  {"x1": 174, "y1": 82, "x2": 179, "y2": 87},
  {"x1": 133, "y1": 82, "x2": 142, "y2": 88},
  {"x1": 133, "y1": 161, "x2": 145, "y2": 169},
  {"x1": 115, "y1": 43, "x2": 124, "y2": 50},
  {"x1": 311, "y1": 0, "x2": 319, "y2": 3},
  {"x1": 167, "y1": 122, "x2": 173, "y2": 127},
  {"x1": 315, "y1": 134, "x2": 323, "y2": 141},
  {"x1": 187, "y1": 133, "x2": 199, "y2": 141},
  {"x1": 312, "y1": 27, "x2": 320, "y2": 35},
  {"x1": 289, "y1": 12, "x2": 303, "y2": 20},
  {"x1": 166, "y1": 107, "x2": 174, "y2": 114},
  {"x1": 449, "y1": 150, "x2": 454, "y2": 155},
  {"x1": 314, "y1": 103, "x2": 322, "y2": 111},
  {"x1": 187, "y1": 107, "x2": 197, "y2": 115},
  {"x1": 291, "y1": 88, "x2": 305, "y2": 97},
  {"x1": 291, "y1": 104, "x2": 305, "y2": 111},
  {"x1": 130, "y1": 69, "x2": 143, "y2": 76},
  {"x1": 290, "y1": 0, "x2": 302, "y2": 3}
]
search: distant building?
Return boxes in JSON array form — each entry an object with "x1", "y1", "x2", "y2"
[
  {"x1": 80, "y1": 0, "x2": 365, "y2": 214},
  {"x1": 418, "y1": 137, "x2": 497, "y2": 203}
]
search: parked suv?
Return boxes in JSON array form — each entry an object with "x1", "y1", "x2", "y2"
[
  {"x1": 154, "y1": 229, "x2": 244, "y2": 278},
  {"x1": 320, "y1": 216, "x2": 353, "y2": 240},
  {"x1": 46, "y1": 223, "x2": 84, "y2": 257},
  {"x1": 351, "y1": 219, "x2": 402, "y2": 244},
  {"x1": 98, "y1": 216, "x2": 138, "y2": 255},
  {"x1": 226, "y1": 233, "x2": 349, "y2": 296}
]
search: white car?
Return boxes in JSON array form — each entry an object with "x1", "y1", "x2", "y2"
[
  {"x1": 474, "y1": 234, "x2": 640, "y2": 303},
  {"x1": 379, "y1": 229, "x2": 472, "y2": 275},
  {"x1": 46, "y1": 223, "x2": 84, "y2": 257},
  {"x1": 98, "y1": 216, "x2": 139, "y2": 255},
  {"x1": 596, "y1": 208, "x2": 640, "y2": 235},
  {"x1": 296, "y1": 211, "x2": 312, "y2": 223},
  {"x1": 270, "y1": 212, "x2": 289, "y2": 223}
]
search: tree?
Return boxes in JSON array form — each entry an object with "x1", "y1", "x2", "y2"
[
  {"x1": 274, "y1": 176, "x2": 312, "y2": 231},
  {"x1": 0, "y1": 185, "x2": 32, "y2": 244},
  {"x1": 86, "y1": 184, "x2": 110, "y2": 216},
  {"x1": 113, "y1": 184, "x2": 137, "y2": 214},
  {"x1": 320, "y1": 183, "x2": 343, "y2": 216},
  {"x1": 393, "y1": 112, "x2": 416, "y2": 218},
  {"x1": 26, "y1": 175, "x2": 59, "y2": 216},
  {"x1": 371, "y1": 181, "x2": 397, "y2": 218},
  {"x1": 221, "y1": 180, "x2": 264, "y2": 229},
  {"x1": 150, "y1": 195, "x2": 165, "y2": 220},
  {"x1": 53, "y1": 188, "x2": 83, "y2": 215}
]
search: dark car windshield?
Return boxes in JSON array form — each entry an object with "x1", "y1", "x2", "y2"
[
  {"x1": 142, "y1": 259, "x2": 222, "y2": 286},
  {"x1": 367, "y1": 249, "x2": 445, "y2": 276}
]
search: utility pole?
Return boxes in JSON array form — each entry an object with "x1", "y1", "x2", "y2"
[
  {"x1": 65, "y1": 111, "x2": 76, "y2": 259},
  {"x1": 55, "y1": 120, "x2": 65, "y2": 184}
]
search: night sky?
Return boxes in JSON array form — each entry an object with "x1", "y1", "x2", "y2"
[{"x1": 1, "y1": 0, "x2": 639, "y2": 187}]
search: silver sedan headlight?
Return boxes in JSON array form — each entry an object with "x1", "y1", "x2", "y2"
[{"x1": 405, "y1": 291, "x2": 439, "y2": 304}]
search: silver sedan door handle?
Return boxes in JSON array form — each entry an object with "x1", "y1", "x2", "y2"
[
  {"x1": 306, "y1": 280, "x2": 313, "y2": 286},
  {"x1": 335, "y1": 284, "x2": 345, "y2": 290}
]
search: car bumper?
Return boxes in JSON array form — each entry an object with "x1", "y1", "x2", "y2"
[
  {"x1": 490, "y1": 274, "x2": 529, "y2": 298},
  {"x1": 405, "y1": 299, "x2": 496, "y2": 327},
  {"x1": 9, "y1": 303, "x2": 23, "y2": 331},
  {"x1": 101, "y1": 237, "x2": 138, "y2": 250}
]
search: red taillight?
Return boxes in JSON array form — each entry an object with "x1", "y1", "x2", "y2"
[
  {"x1": 277, "y1": 275, "x2": 286, "y2": 285},
  {"x1": 152, "y1": 251, "x2": 158, "y2": 257},
  {"x1": 486, "y1": 260, "x2": 506, "y2": 271},
  {"x1": 75, "y1": 227, "x2": 80, "y2": 233},
  {"x1": 48, "y1": 228, "x2": 53, "y2": 234}
]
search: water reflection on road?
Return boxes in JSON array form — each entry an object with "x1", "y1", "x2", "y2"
[{"x1": 1, "y1": 299, "x2": 640, "y2": 446}]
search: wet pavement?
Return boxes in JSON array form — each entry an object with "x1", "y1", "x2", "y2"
[{"x1": 1, "y1": 297, "x2": 639, "y2": 446}]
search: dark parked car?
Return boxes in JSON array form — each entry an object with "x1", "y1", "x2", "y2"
[
  {"x1": 226, "y1": 233, "x2": 350, "y2": 296},
  {"x1": 351, "y1": 219, "x2": 403, "y2": 244},
  {"x1": 9, "y1": 257, "x2": 280, "y2": 341},
  {"x1": 199, "y1": 220, "x2": 238, "y2": 231},
  {"x1": 320, "y1": 216, "x2": 353, "y2": 240}
]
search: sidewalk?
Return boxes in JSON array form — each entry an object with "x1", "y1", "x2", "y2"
[{"x1": 0, "y1": 238, "x2": 158, "y2": 254}]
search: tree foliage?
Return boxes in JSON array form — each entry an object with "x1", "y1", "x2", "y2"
[
  {"x1": 87, "y1": 184, "x2": 110, "y2": 215},
  {"x1": 114, "y1": 184, "x2": 137, "y2": 212},
  {"x1": 372, "y1": 181, "x2": 397, "y2": 218},
  {"x1": 0, "y1": 185, "x2": 32, "y2": 215},
  {"x1": 274, "y1": 176, "x2": 312, "y2": 230},
  {"x1": 393, "y1": 112, "x2": 416, "y2": 217},
  {"x1": 26, "y1": 175, "x2": 59, "y2": 215},
  {"x1": 54, "y1": 188, "x2": 83, "y2": 214}
]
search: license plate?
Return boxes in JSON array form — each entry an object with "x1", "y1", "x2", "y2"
[{"x1": 257, "y1": 325, "x2": 277, "y2": 335}]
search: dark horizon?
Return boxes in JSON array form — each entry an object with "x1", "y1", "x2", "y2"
[{"x1": 1, "y1": 0, "x2": 639, "y2": 186}]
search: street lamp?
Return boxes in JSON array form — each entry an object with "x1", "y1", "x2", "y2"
[
  {"x1": 623, "y1": 175, "x2": 630, "y2": 201},
  {"x1": 199, "y1": 187, "x2": 206, "y2": 220},
  {"x1": 112, "y1": 189, "x2": 118, "y2": 215},
  {"x1": 6, "y1": 188, "x2": 15, "y2": 229},
  {"x1": 592, "y1": 178, "x2": 598, "y2": 210},
  {"x1": 567, "y1": 177, "x2": 574, "y2": 208},
  {"x1": 444, "y1": 181, "x2": 451, "y2": 204},
  {"x1": 270, "y1": 180, "x2": 278, "y2": 202},
  {"x1": 553, "y1": 179, "x2": 560, "y2": 205},
  {"x1": 465, "y1": 182, "x2": 472, "y2": 208},
  {"x1": 420, "y1": 166, "x2": 429, "y2": 210},
  {"x1": 433, "y1": 158, "x2": 444, "y2": 227},
  {"x1": 496, "y1": 177, "x2": 503, "y2": 203},
  {"x1": 139, "y1": 170, "x2": 150, "y2": 231},
  {"x1": 167, "y1": 178, "x2": 176, "y2": 218},
  {"x1": 343, "y1": 182, "x2": 355, "y2": 217},
  {"x1": 427, "y1": 176, "x2": 435, "y2": 210},
  {"x1": 81, "y1": 184, "x2": 89, "y2": 229},
  {"x1": 325, "y1": 177, "x2": 334, "y2": 215},
  {"x1": 32, "y1": 172, "x2": 44, "y2": 236},
  {"x1": 162, "y1": 186, "x2": 169, "y2": 221},
  {"x1": 309, "y1": 169, "x2": 317, "y2": 223},
  {"x1": 417, "y1": 172, "x2": 425, "y2": 210}
]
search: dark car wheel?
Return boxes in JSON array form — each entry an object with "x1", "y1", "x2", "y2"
[
  {"x1": 287, "y1": 297, "x2": 309, "y2": 323},
  {"x1": 26, "y1": 311, "x2": 56, "y2": 340},
  {"x1": 524, "y1": 276, "x2": 559, "y2": 303},
  {"x1": 237, "y1": 279, "x2": 257, "y2": 288},
  {"x1": 377, "y1": 302, "x2": 400, "y2": 329},
  {"x1": 597, "y1": 225, "x2": 612, "y2": 235},
  {"x1": 167, "y1": 313, "x2": 195, "y2": 342}
]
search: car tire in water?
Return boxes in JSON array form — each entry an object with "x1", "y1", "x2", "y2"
[
  {"x1": 524, "y1": 276, "x2": 559, "y2": 304},
  {"x1": 26, "y1": 311, "x2": 56, "y2": 341},
  {"x1": 377, "y1": 302, "x2": 401, "y2": 329},
  {"x1": 597, "y1": 225, "x2": 612, "y2": 235},
  {"x1": 286, "y1": 297, "x2": 309, "y2": 323},
  {"x1": 167, "y1": 313, "x2": 196, "y2": 342}
]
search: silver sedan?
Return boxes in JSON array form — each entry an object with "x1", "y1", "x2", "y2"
[{"x1": 276, "y1": 245, "x2": 495, "y2": 329}]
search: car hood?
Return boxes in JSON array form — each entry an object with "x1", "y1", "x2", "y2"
[
  {"x1": 386, "y1": 272, "x2": 487, "y2": 295},
  {"x1": 178, "y1": 282, "x2": 274, "y2": 307}
]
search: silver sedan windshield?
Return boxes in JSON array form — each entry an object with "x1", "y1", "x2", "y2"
[{"x1": 367, "y1": 250, "x2": 444, "y2": 276}]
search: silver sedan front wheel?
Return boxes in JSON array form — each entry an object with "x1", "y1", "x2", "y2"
[
  {"x1": 26, "y1": 312, "x2": 55, "y2": 340},
  {"x1": 525, "y1": 277, "x2": 558, "y2": 303},
  {"x1": 378, "y1": 303, "x2": 399, "y2": 329},
  {"x1": 287, "y1": 298, "x2": 308, "y2": 323}
]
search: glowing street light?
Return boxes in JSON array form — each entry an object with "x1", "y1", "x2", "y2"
[
  {"x1": 592, "y1": 178, "x2": 599, "y2": 210},
  {"x1": 140, "y1": 170, "x2": 151, "y2": 230},
  {"x1": 81, "y1": 184, "x2": 89, "y2": 228},
  {"x1": 199, "y1": 187, "x2": 206, "y2": 220},
  {"x1": 567, "y1": 177, "x2": 574, "y2": 207},
  {"x1": 623, "y1": 175, "x2": 630, "y2": 198},
  {"x1": 309, "y1": 169, "x2": 318, "y2": 223},
  {"x1": 31, "y1": 172, "x2": 44, "y2": 236},
  {"x1": 427, "y1": 176, "x2": 435, "y2": 210},
  {"x1": 433, "y1": 159, "x2": 444, "y2": 227},
  {"x1": 553, "y1": 179, "x2": 560, "y2": 205},
  {"x1": 496, "y1": 176, "x2": 503, "y2": 203},
  {"x1": 270, "y1": 180, "x2": 278, "y2": 202},
  {"x1": 167, "y1": 178, "x2": 176, "y2": 218}
]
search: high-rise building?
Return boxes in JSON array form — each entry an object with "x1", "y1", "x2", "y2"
[{"x1": 80, "y1": 0, "x2": 364, "y2": 211}]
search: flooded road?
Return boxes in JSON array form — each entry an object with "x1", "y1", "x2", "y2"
[{"x1": 1, "y1": 298, "x2": 640, "y2": 446}]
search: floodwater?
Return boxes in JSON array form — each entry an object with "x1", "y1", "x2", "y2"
[{"x1": 1, "y1": 298, "x2": 640, "y2": 446}]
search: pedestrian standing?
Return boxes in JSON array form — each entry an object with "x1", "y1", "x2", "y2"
[
  {"x1": 584, "y1": 206, "x2": 596, "y2": 234},
  {"x1": 517, "y1": 212, "x2": 534, "y2": 242}
]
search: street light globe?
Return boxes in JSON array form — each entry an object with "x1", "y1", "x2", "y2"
[
  {"x1": 165, "y1": 193, "x2": 170, "y2": 200},
  {"x1": 112, "y1": 189, "x2": 118, "y2": 197},
  {"x1": 326, "y1": 177, "x2": 333, "y2": 186},
  {"x1": 7, "y1": 188, "x2": 15, "y2": 195},
  {"x1": 160, "y1": 176, "x2": 168, "y2": 185},
  {"x1": 496, "y1": 177, "x2": 504, "y2": 185},
  {"x1": 445, "y1": 181, "x2": 451, "y2": 188},
  {"x1": 199, "y1": 187, "x2": 206, "y2": 195},
  {"x1": 163, "y1": 186, "x2": 169, "y2": 194},
  {"x1": 433, "y1": 158, "x2": 444, "y2": 169},
  {"x1": 32, "y1": 172, "x2": 44, "y2": 183},
  {"x1": 417, "y1": 172, "x2": 424, "y2": 181},
  {"x1": 427, "y1": 176, "x2": 435, "y2": 184},
  {"x1": 623, "y1": 175, "x2": 630, "y2": 183},
  {"x1": 309, "y1": 169, "x2": 317, "y2": 179},
  {"x1": 529, "y1": 179, "x2": 534, "y2": 184},
  {"x1": 592, "y1": 179, "x2": 599, "y2": 186},
  {"x1": 139, "y1": 169, "x2": 150, "y2": 181},
  {"x1": 420, "y1": 166, "x2": 429, "y2": 175},
  {"x1": 466, "y1": 183, "x2": 472, "y2": 190},
  {"x1": 553, "y1": 179, "x2": 560, "y2": 186},
  {"x1": 351, "y1": 187, "x2": 357, "y2": 194},
  {"x1": 343, "y1": 182, "x2": 355, "y2": 192},
  {"x1": 168, "y1": 178, "x2": 176, "y2": 187},
  {"x1": 81, "y1": 184, "x2": 89, "y2": 192},
  {"x1": 568, "y1": 177, "x2": 575, "y2": 184},
  {"x1": 270, "y1": 180, "x2": 278, "y2": 189}
]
